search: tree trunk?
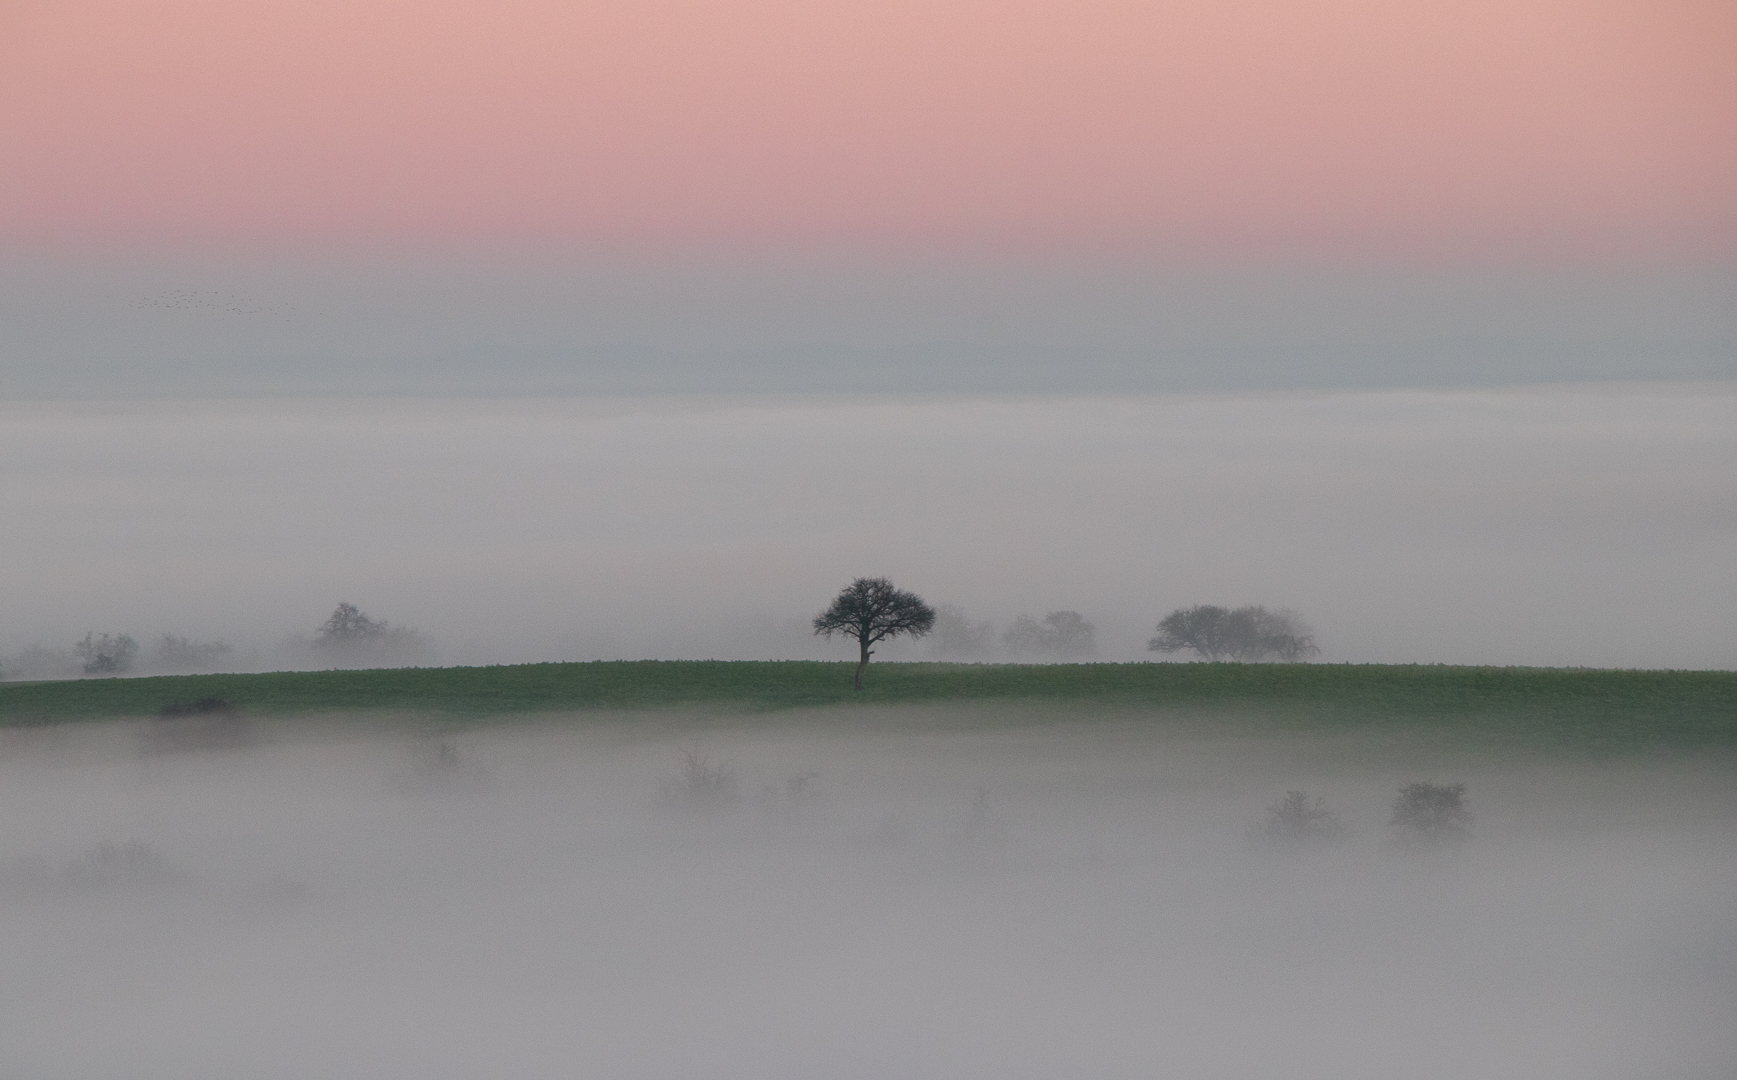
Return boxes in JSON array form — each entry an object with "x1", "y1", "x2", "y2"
[{"x1": 854, "y1": 639, "x2": 872, "y2": 691}]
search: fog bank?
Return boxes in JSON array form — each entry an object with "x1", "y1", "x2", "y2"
[{"x1": 1, "y1": 713, "x2": 1732, "y2": 1079}]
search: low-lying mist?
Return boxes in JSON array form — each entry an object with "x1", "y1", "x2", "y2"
[
  {"x1": 3, "y1": 384, "x2": 1734, "y2": 671},
  {"x1": 3, "y1": 710, "x2": 1732, "y2": 1078}
]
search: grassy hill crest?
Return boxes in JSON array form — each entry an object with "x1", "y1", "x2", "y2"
[{"x1": 3, "y1": 660, "x2": 1733, "y2": 749}]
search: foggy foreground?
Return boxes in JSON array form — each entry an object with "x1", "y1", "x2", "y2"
[{"x1": 3, "y1": 709, "x2": 1733, "y2": 1079}]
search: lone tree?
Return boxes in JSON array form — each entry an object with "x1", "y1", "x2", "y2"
[
  {"x1": 813, "y1": 577, "x2": 936, "y2": 690},
  {"x1": 1147, "y1": 605, "x2": 1318, "y2": 662}
]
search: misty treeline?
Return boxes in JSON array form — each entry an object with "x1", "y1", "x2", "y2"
[
  {"x1": 924, "y1": 603, "x2": 1318, "y2": 663},
  {"x1": 1148, "y1": 604, "x2": 1318, "y2": 662},
  {"x1": 3, "y1": 592, "x2": 1323, "y2": 682},
  {"x1": 812, "y1": 576, "x2": 1320, "y2": 682},
  {"x1": 925, "y1": 607, "x2": 1098, "y2": 661},
  {"x1": 0, "y1": 603, "x2": 434, "y2": 681},
  {"x1": 3, "y1": 633, "x2": 233, "y2": 681}
]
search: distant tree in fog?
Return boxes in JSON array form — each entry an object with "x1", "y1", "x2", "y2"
[
  {"x1": 152, "y1": 634, "x2": 233, "y2": 673},
  {"x1": 813, "y1": 577, "x2": 936, "y2": 690},
  {"x1": 312, "y1": 603, "x2": 434, "y2": 668},
  {"x1": 1147, "y1": 605, "x2": 1317, "y2": 662},
  {"x1": 75, "y1": 633, "x2": 139, "y2": 675},
  {"x1": 316, "y1": 603, "x2": 389, "y2": 645},
  {"x1": 928, "y1": 605, "x2": 994, "y2": 660},
  {"x1": 1003, "y1": 611, "x2": 1097, "y2": 660}
]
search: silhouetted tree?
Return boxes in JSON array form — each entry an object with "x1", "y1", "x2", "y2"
[
  {"x1": 813, "y1": 577, "x2": 936, "y2": 690},
  {"x1": 1147, "y1": 605, "x2": 1317, "y2": 662},
  {"x1": 75, "y1": 633, "x2": 138, "y2": 675}
]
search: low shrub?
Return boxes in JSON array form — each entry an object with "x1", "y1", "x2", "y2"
[
  {"x1": 1256, "y1": 789, "x2": 1348, "y2": 845},
  {"x1": 660, "y1": 748, "x2": 740, "y2": 811},
  {"x1": 1390, "y1": 781, "x2": 1471, "y2": 845}
]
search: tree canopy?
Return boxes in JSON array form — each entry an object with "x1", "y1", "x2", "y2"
[
  {"x1": 813, "y1": 577, "x2": 936, "y2": 689},
  {"x1": 1147, "y1": 605, "x2": 1318, "y2": 662}
]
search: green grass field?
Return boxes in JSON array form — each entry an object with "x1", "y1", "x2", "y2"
[{"x1": 2, "y1": 661, "x2": 1733, "y2": 750}]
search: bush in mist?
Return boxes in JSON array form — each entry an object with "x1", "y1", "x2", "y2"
[
  {"x1": 60, "y1": 840, "x2": 188, "y2": 891},
  {"x1": 758, "y1": 772, "x2": 825, "y2": 818},
  {"x1": 927, "y1": 605, "x2": 995, "y2": 660},
  {"x1": 953, "y1": 789, "x2": 1010, "y2": 852},
  {"x1": 1254, "y1": 790, "x2": 1348, "y2": 846},
  {"x1": 660, "y1": 748, "x2": 741, "y2": 811},
  {"x1": 813, "y1": 577, "x2": 937, "y2": 689},
  {"x1": 394, "y1": 739, "x2": 493, "y2": 795},
  {"x1": 775, "y1": 771, "x2": 821, "y2": 804},
  {"x1": 1003, "y1": 610, "x2": 1097, "y2": 660},
  {"x1": 1390, "y1": 782, "x2": 1471, "y2": 845},
  {"x1": 75, "y1": 632, "x2": 139, "y2": 675},
  {"x1": 151, "y1": 634, "x2": 232, "y2": 673},
  {"x1": 1147, "y1": 605, "x2": 1318, "y2": 662}
]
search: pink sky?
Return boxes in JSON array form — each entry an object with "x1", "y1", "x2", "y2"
[{"x1": 2, "y1": 0, "x2": 1733, "y2": 257}]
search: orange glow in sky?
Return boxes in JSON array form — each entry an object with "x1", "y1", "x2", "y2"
[{"x1": 2, "y1": 0, "x2": 1733, "y2": 256}]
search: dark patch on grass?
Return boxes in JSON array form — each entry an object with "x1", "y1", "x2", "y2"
[{"x1": 143, "y1": 695, "x2": 251, "y2": 752}]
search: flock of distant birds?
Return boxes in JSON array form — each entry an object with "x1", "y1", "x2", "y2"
[{"x1": 128, "y1": 289, "x2": 304, "y2": 320}]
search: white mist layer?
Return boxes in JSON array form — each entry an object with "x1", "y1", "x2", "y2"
[
  {"x1": 1, "y1": 384, "x2": 1734, "y2": 669},
  {"x1": 1, "y1": 714, "x2": 1733, "y2": 1079}
]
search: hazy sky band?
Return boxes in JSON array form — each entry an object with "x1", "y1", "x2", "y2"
[
  {"x1": 6, "y1": 257, "x2": 1734, "y2": 399},
  {"x1": 3, "y1": 0, "x2": 1733, "y2": 256}
]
